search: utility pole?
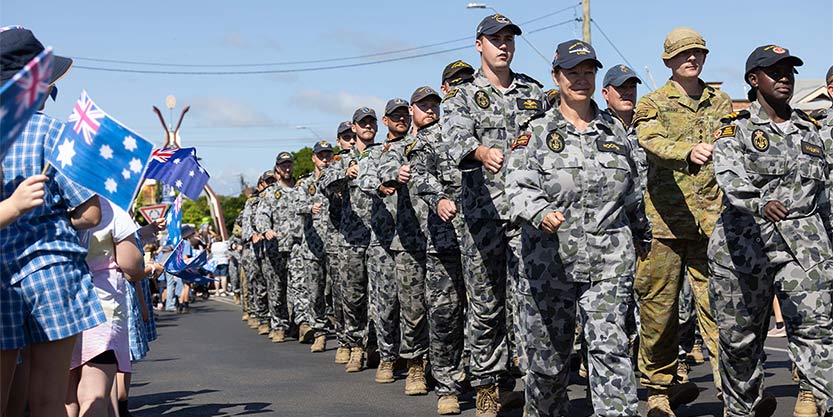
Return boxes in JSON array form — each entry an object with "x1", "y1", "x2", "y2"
[{"x1": 582, "y1": 0, "x2": 591, "y2": 43}]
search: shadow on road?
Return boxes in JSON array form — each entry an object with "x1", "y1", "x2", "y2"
[{"x1": 132, "y1": 388, "x2": 273, "y2": 416}]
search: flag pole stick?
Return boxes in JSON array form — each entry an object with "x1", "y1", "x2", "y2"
[{"x1": 41, "y1": 162, "x2": 51, "y2": 176}]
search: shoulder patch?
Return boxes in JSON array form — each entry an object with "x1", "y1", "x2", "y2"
[
  {"x1": 713, "y1": 125, "x2": 738, "y2": 140},
  {"x1": 474, "y1": 90, "x2": 491, "y2": 108},
  {"x1": 719, "y1": 110, "x2": 750, "y2": 123},
  {"x1": 596, "y1": 140, "x2": 628, "y2": 156},
  {"x1": 382, "y1": 143, "x2": 392, "y2": 153},
  {"x1": 632, "y1": 105, "x2": 658, "y2": 127},
  {"x1": 405, "y1": 141, "x2": 418, "y2": 156},
  {"x1": 274, "y1": 190, "x2": 281, "y2": 199},
  {"x1": 333, "y1": 155, "x2": 342, "y2": 161},
  {"x1": 546, "y1": 130, "x2": 565, "y2": 153},
  {"x1": 308, "y1": 183, "x2": 317, "y2": 195},
  {"x1": 511, "y1": 133, "x2": 531, "y2": 150},
  {"x1": 441, "y1": 88, "x2": 459, "y2": 103},
  {"x1": 516, "y1": 98, "x2": 542, "y2": 111},
  {"x1": 796, "y1": 109, "x2": 822, "y2": 129}
]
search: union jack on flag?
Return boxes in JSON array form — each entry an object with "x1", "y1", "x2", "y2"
[
  {"x1": 0, "y1": 46, "x2": 53, "y2": 160},
  {"x1": 67, "y1": 90, "x2": 105, "y2": 145},
  {"x1": 152, "y1": 148, "x2": 176, "y2": 163}
]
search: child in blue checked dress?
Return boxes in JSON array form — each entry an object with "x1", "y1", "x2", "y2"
[{"x1": 0, "y1": 31, "x2": 107, "y2": 417}]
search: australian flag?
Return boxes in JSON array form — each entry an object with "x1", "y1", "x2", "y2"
[
  {"x1": 0, "y1": 46, "x2": 53, "y2": 160},
  {"x1": 164, "y1": 194, "x2": 182, "y2": 246},
  {"x1": 164, "y1": 240, "x2": 215, "y2": 284},
  {"x1": 46, "y1": 90, "x2": 153, "y2": 211},
  {"x1": 144, "y1": 147, "x2": 209, "y2": 201}
]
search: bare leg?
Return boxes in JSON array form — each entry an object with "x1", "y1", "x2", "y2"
[
  {"x1": 75, "y1": 362, "x2": 117, "y2": 417},
  {"x1": 65, "y1": 367, "x2": 81, "y2": 417},
  {"x1": 772, "y1": 296, "x2": 784, "y2": 324},
  {"x1": 6, "y1": 347, "x2": 30, "y2": 417},
  {"x1": 108, "y1": 373, "x2": 118, "y2": 417},
  {"x1": 28, "y1": 335, "x2": 77, "y2": 417},
  {"x1": 179, "y1": 282, "x2": 191, "y2": 304}
]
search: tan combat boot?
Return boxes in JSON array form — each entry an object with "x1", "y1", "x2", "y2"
[
  {"x1": 677, "y1": 361, "x2": 690, "y2": 383},
  {"x1": 647, "y1": 391, "x2": 675, "y2": 417},
  {"x1": 404, "y1": 359, "x2": 428, "y2": 395},
  {"x1": 233, "y1": 294, "x2": 241, "y2": 305},
  {"x1": 437, "y1": 394, "x2": 461, "y2": 415},
  {"x1": 475, "y1": 384, "x2": 499, "y2": 417},
  {"x1": 310, "y1": 335, "x2": 326, "y2": 352},
  {"x1": 345, "y1": 347, "x2": 364, "y2": 372},
  {"x1": 689, "y1": 342, "x2": 705, "y2": 364},
  {"x1": 375, "y1": 360, "x2": 395, "y2": 383},
  {"x1": 257, "y1": 324, "x2": 270, "y2": 335},
  {"x1": 794, "y1": 390, "x2": 817, "y2": 417},
  {"x1": 648, "y1": 382, "x2": 700, "y2": 417},
  {"x1": 334, "y1": 346, "x2": 351, "y2": 364},
  {"x1": 271, "y1": 329, "x2": 286, "y2": 343},
  {"x1": 268, "y1": 329, "x2": 279, "y2": 340},
  {"x1": 241, "y1": 312, "x2": 249, "y2": 321},
  {"x1": 248, "y1": 318, "x2": 259, "y2": 328},
  {"x1": 298, "y1": 323, "x2": 314, "y2": 343}
]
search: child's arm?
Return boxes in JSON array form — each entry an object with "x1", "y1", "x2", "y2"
[
  {"x1": 0, "y1": 174, "x2": 48, "y2": 229},
  {"x1": 115, "y1": 236, "x2": 145, "y2": 282},
  {"x1": 69, "y1": 195, "x2": 102, "y2": 231}
]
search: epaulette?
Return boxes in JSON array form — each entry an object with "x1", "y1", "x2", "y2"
[
  {"x1": 719, "y1": 110, "x2": 750, "y2": 123},
  {"x1": 365, "y1": 142, "x2": 383, "y2": 148},
  {"x1": 545, "y1": 89, "x2": 560, "y2": 106},
  {"x1": 448, "y1": 76, "x2": 473, "y2": 87},
  {"x1": 337, "y1": 149, "x2": 350, "y2": 155},
  {"x1": 795, "y1": 109, "x2": 821, "y2": 129},
  {"x1": 515, "y1": 72, "x2": 544, "y2": 89},
  {"x1": 519, "y1": 110, "x2": 547, "y2": 130},
  {"x1": 442, "y1": 87, "x2": 459, "y2": 103}
]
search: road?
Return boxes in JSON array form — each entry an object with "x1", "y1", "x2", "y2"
[{"x1": 128, "y1": 295, "x2": 802, "y2": 417}]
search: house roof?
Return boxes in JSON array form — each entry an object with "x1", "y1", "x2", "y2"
[{"x1": 791, "y1": 79, "x2": 830, "y2": 111}]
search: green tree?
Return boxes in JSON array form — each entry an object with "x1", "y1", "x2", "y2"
[{"x1": 292, "y1": 147, "x2": 314, "y2": 179}]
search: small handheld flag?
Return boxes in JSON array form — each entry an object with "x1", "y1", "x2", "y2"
[
  {"x1": 145, "y1": 147, "x2": 210, "y2": 201},
  {"x1": 0, "y1": 47, "x2": 53, "y2": 160}
]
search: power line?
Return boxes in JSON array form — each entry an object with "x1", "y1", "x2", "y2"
[
  {"x1": 73, "y1": 19, "x2": 577, "y2": 75},
  {"x1": 589, "y1": 18, "x2": 653, "y2": 91}
]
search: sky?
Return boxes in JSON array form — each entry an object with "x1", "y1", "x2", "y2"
[{"x1": 5, "y1": 0, "x2": 832, "y2": 195}]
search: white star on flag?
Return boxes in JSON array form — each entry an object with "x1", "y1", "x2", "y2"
[
  {"x1": 122, "y1": 169, "x2": 131, "y2": 180},
  {"x1": 99, "y1": 144, "x2": 114, "y2": 159},
  {"x1": 104, "y1": 178, "x2": 117, "y2": 193},
  {"x1": 56, "y1": 138, "x2": 76, "y2": 168},
  {"x1": 175, "y1": 179, "x2": 183, "y2": 188},
  {"x1": 123, "y1": 135, "x2": 137, "y2": 152},
  {"x1": 129, "y1": 158, "x2": 143, "y2": 173},
  {"x1": 173, "y1": 158, "x2": 180, "y2": 164},
  {"x1": 189, "y1": 170, "x2": 194, "y2": 177}
]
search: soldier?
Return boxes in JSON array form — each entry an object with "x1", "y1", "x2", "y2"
[
  {"x1": 327, "y1": 121, "x2": 357, "y2": 364},
  {"x1": 228, "y1": 222, "x2": 242, "y2": 305},
  {"x1": 441, "y1": 13, "x2": 547, "y2": 417},
  {"x1": 632, "y1": 27, "x2": 731, "y2": 416},
  {"x1": 320, "y1": 107, "x2": 382, "y2": 372},
  {"x1": 408, "y1": 85, "x2": 467, "y2": 415},
  {"x1": 507, "y1": 40, "x2": 650, "y2": 417},
  {"x1": 601, "y1": 64, "x2": 641, "y2": 129},
  {"x1": 379, "y1": 93, "x2": 433, "y2": 396},
  {"x1": 241, "y1": 171, "x2": 275, "y2": 332},
  {"x1": 441, "y1": 60, "x2": 475, "y2": 94},
  {"x1": 709, "y1": 45, "x2": 832, "y2": 417},
  {"x1": 255, "y1": 152, "x2": 299, "y2": 343}
]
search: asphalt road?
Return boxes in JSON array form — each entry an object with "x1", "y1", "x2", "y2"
[{"x1": 129, "y1": 295, "x2": 801, "y2": 417}]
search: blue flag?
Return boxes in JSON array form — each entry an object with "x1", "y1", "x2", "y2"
[
  {"x1": 46, "y1": 90, "x2": 154, "y2": 211},
  {"x1": 164, "y1": 240, "x2": 215, "y2": 284},
  {"x1": 0, "y1": 46, "x2": 53, "y2": 160},
  {"x1": 145, "y1": 147, "x2": 209, "y2": 201},
  {"x1": 164, "y1": 194, "x2": 182, "y2": 246}
]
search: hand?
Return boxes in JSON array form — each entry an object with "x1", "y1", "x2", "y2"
[
  {"x1": 398, "y1": 164, "x2": 411, "y2": 184},
  {"x1": 476, "y1": 147, "x2": 504, "y2": 174},
  {"x1": 152, "y1": 217, "x2": 167, "y2": 232},
  {"x1": 437, "y1": 199, "x2": 457, "y2": 222},
  {"x1": 252, "y1": 234, "x2": 262, "y2": 244},
  {"x1": 346, "y1": 165, "x2": 360, "y2": 179},
  {"x1": 539, "y1": 211, "x2": 566, "y2": 234},
  {"x1": 763, "y1": 200, "x2": 788, "y2": 223},
  {"x1": 311, "y1": 202, "x2": 322, "y2": 215},
  {"x1": 265, "y1": 230, "x2": 278, "y2": 240},
  {"x1": 378, "y1": 185, "x2": 396, "y2": 196},
  {"x1": 689, "y1": 143, "x2": 714, "y2": 166},
  {"x1": 9, "y1": 174, "x2": 48, "y2": 216},
  {"x1": 141, "y1": 307, "x2": 150, "y2": 323}
]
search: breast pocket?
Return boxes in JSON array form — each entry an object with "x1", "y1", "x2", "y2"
[
  {"x1": 745, "y1": 154, "x2": 788, "y2": 188},
  {"x1": 799, "y1": 157, "x2": 828, "y2": 182},
  {"x1": 540, "y1": 152, "x2": 583, "y2": 207},
  {"x1": 475, "y1": 118, "x2": 507, "y2": 150},
  {"x1": 598, "y1": 155, "x2": 633, "y2": 197}
]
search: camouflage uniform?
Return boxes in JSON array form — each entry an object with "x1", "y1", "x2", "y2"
[
  {"x1": 409, "y1": 120, "x2": 467, "y2": 396},
  {"x1": 708, "y1": 102, "x2": 833, "y2": 416},
  {"x1": 441, "y1": 68, "x2": 547, "y2": 388},
  {"x1": 294, "y1": 172, "x2": 329, "y2": 337},
  {"x1": 633, "y1": 80, "x2": 732, "y2": 391},
  {"x1": 241, "y1": 196, "x2": 267, "y2": 321},
  {"x1": 320, "y1": 145, "x2": 377, "y2": 349},
  {"x1": 507, "y1": 104, "x2": 650, "y2": 417},
  {"x1": 227, "y1": 234, "x2": 242, "y2": 296},
  {"x1": 378, "y1": 135, "x2": 429, "y2": 361},
  {"x1": 255, "y1": 182, "x2": 300, "y2": 331},
  {"x1": 323, "y1": 151, "x2": 348, "y2": 347},
  {"x1": 365, "y1": 140, "x2": 401, "y2": 362}
]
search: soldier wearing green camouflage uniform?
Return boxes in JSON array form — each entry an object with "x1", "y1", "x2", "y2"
[
  {"x1": 441, "y1": 14, "x2": 547, "y2": 416},
  {"x1": 320, "y1": 107, "x2": 384, "y2": 372},
  {"x1": 408, "y1": 84, "x2": 468, "y2": 415},
  {"x1": 255, "y1": 152, "x2": 299, "y2": 342},
  {"x1": 709, "y1": 46, "x2": 833, "y2": 417},
  {"x1": 632, "y1": 27, "x2": 730, "y2": 416},
  {"x1": 507, "y1": 40, "x2": 650, "y2": 417}
]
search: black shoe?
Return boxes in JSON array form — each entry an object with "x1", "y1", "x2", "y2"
[
  {"x1": 753, "y1": 392, "x2": 777, "y2": 417},
  {"x1": 668, "y1": 382, "x2": 700, "y2": 409}
]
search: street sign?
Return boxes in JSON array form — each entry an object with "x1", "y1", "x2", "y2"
[{"x1": 139, "y1": 204, "x2": 170, "y2": 224}]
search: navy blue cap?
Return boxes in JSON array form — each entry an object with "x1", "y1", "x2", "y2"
[
  {"x1": 442, "y1": 60, "x2": 475, "y2": 84},
  {"x1": 410, "y1": 86, "x2": 441, "y2": 103},
  {"x1": 476, "y1": 14, "x2": 522, "y2": 38},
  {"x1": 352, "y1": 107, "x2": 377, "y2": 123},
  {"x1": 602, "y1": 64, "x2": 642, "y2": 87},
  {"x1": 313, "y1": 140, "x2": 333, "y2": 154},
  {"x1": 336, "y1": 121, "x2": 353, "y2": 135},
  {"x1": 745, "y1": 45, "x2": 803, "y2": 76},
  {"x1": 275, "y1": 151, "x2": 293, "y2": 165},
  {"x1": 0, "y1": 26, "x2": 72, "y2": 84},
  {"x1": 384, "y1": 98, "x2": 409, "y2": 116},
  {"x1": 258, "y1": 170, "x2": 275, "y2": 183},
  {"x1": 552, "y1": 39, "x2": 602, "y2": 70}
]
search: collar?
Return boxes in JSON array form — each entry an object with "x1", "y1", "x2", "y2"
[
  {"x1": 473, "y1": 68, "x2": 528, "y2": 92},
  {"x1": 747, "y1": 101, "x2": 803, "y2": 134}
]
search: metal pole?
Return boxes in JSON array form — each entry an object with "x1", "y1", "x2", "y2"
[{"x1": 582, "y1": 0, "x2": 591, "y2": 43}]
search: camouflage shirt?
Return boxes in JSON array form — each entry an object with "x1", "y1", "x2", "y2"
[
  {"x1": 604, "y1": 107, "x2": 648, "y2": 192},
  {"x1": 507, "y1": 102, "x2": 651, "y2": 282},
  {"x1": 294, "y1": 172, "x2": 328, "y2": 260},
  {"x1": 378, "y1": 135, "x2": 427, "y2": 252},
  {"x1": 240, "y1": 196, "x2": 259, "y2": 243},
  {"x1": 709, "y1": 102, "x2": 833, "y2": 274},
  {"x1": 256, "y1": 182, "x2": 302, "y2": 252},
  {"x1": 364, "y1": 140, "x2": 397, "y2": 247},
  {"x1": 409, "y1": 121, "x2": 463, "y2": 254},
  {"x1": 441, "y1": 68, "x2": 548, "y2": 220},
  {"x1": 634, "y1": 79, "x2": 732, "y2": 239},
  {"x1": 320, "y1": 144, "x2": 378, "y2": 248},
  {"x1": 320, "y1": 151, "x2": 346, "y2": 253}
]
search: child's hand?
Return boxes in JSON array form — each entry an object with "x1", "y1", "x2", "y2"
[{"x1": 10, "y1": 174, "x2": 48, "y2": 216}]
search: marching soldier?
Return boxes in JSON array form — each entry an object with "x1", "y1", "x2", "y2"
[{"x1": 242, "y1": 171, "x2": 275, "y2": 332}]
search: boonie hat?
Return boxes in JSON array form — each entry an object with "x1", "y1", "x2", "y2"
[{"x1": 662, "y1": 27, "x2": 708, "y2": 60}]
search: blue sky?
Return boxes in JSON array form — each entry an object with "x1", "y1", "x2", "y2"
[{"x1": 6, "y1": 0, "x2": 832, "y2": 195}]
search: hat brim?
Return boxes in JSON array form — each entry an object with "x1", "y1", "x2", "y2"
[
  {"x1": 479, "y1": 23, "x2": 522, "y2": 37},
  {"x1": 443, "y1": 67, "x2": 475, "y2": 83},
  {"x1": 555, "y1": 58, "x2": 603, "y2": 70},
  {"x1": 605, "y1": 75, "x2": 642, "y2": 87},
  {"x1": 412, "y1": 92, "x2": 442, "y2": 103},
  {"x1": 661, "y1": 45, "x2": 708, "y2": 60},
  {"x1": 384, "y1": 104, "x2": 409, "y2": 116},
  {"x1": 50, "y1": 55, "x2": 72, "y2": 85}
]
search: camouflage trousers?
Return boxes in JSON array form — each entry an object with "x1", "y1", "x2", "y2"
[
  {"x1": 262, "y1": 242, "x2": 290, "y2": 331},
  {"x1": 634, "y1": 238, "x2": 721, "y2": 391},
  {"x1": 710, "y1": 254, "x2": 833, "y2": 417},
  {"x1": 519, "y1": 274, "x2": 638, "y2": 417},
  {"x1": 368, "y1": 244, "x2": 400, "y2": 362},
  {"x1": 506, "y1": 229, "x2": 525, "y2": 372},
  {"x1": 288, "y1": 247, "x2": 304, "y2": 325},
  {"x1": 459, "y1": 218, "x2": 510, "y2": 388},
  {"x1": 240, "y1": 246, "x2": 253, "y2": 313},
  {"x1": 247, "y1": 243, "x2": 269, "y2": 323},
  {"x1": 327, "y1": 251, "x2": 348, "y2": 347},
  {"x1": 426, "y1": 251, "x2": 466, "y2": 396},
  {"x1": 340, "y1": 246, "x2": 370, "y2": 348},
  {"x1": 228, "y1": 255, "x2": 240, "y2": 295},
  {"x1": 395, "y1": 251, "x2": 428, "y2": 360},
  {"x1": 291, "y1": 253, "x2": 328, "y2": 337},
  {"x1": 678, "y1": 276, "x2": 703, "y2": 359}
]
